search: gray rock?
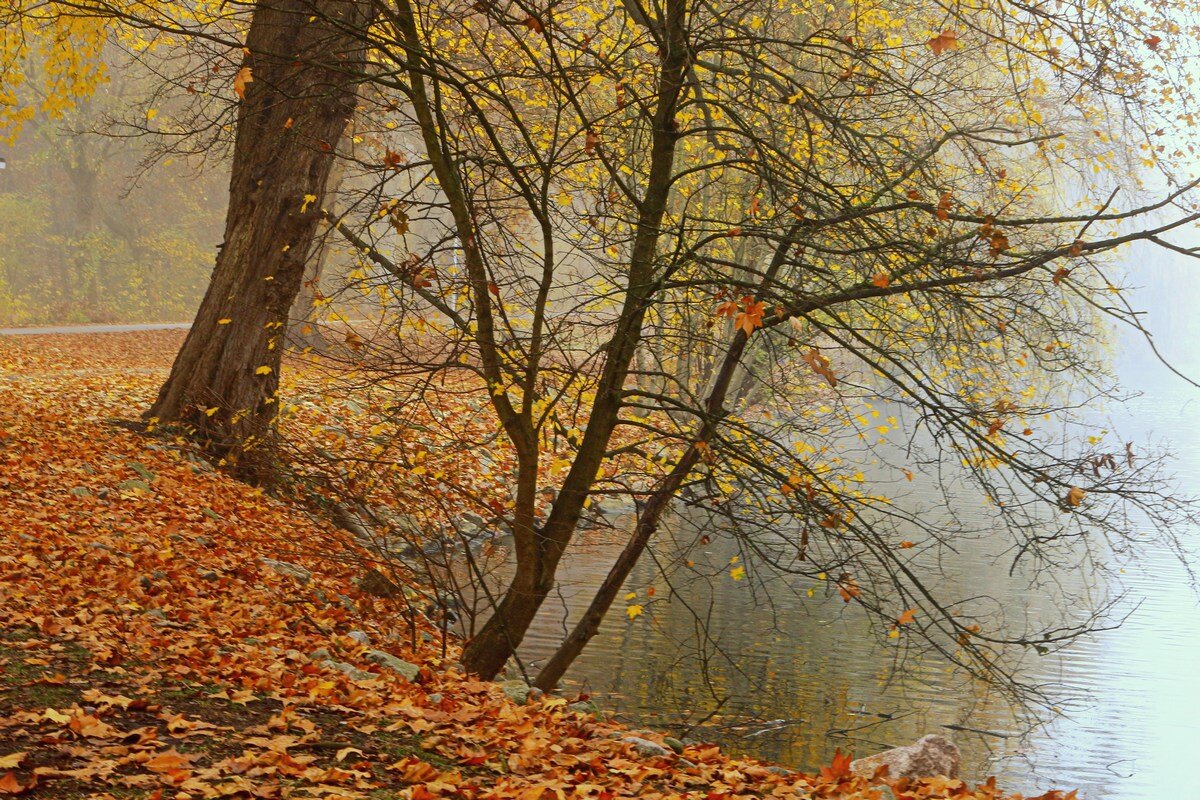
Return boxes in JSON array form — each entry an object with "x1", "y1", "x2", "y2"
[
  {"x1": 143, "y1": 609, "x2": 168, "y2": 620},
  {"x1": 126, "y1": 462, "x2": 156, "y2": 482},
  {"x1": 332, "y1": 504, "x2": 372, "y2": 539},
  {"x1": 117, "y1": 478, "x2": 152, "y2": 494},
  {"x1": 198, "y1": 570, "x2": 219, "y2": 581},
  {"x1": 622, "y1": 736, "x2": 671, "y2": 757},
  {"x1": 849, "y1": 734, "x2": 960, "y2": 780},
  {"x1": 259, "y1": 558, "x2": 312, "y2": 584},
  {"x1": 195, "y1": 535, "x2": 215, "y2": 548},
  {"x1": 426, "y1": 693, "x2": 443, "y2": 705},
  {"x1": 347, "y1": 630, "x2": 371, "y2": 646},
  {"x1": 69, "y1": 486, "x2": 92, "y2": 497},
  {"x1": 324, "y1": 659, "x2": 375, "y2": 681},
  {"x1": 309, "y1": 647, "x2": 332, "y2": 661},
  {"x1": 458, "y1": 511, "x2": 486, "y2": 529},
  {"x1": 366, "y1": 650, "x2": 419, "y2": 681},
  {"x1": 569, "y1": 700, "x2": 600, "y2": 715},
  {"x1": 663, "y1": 737, "x2": 685, "y2": 754},
  {"x1": 499, "y1": 680, "x2": 532, "y2": 704}
]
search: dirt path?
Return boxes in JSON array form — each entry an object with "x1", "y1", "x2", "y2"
[{"x1": 0, "y1": 322, "x2": 191, "y2": 336}]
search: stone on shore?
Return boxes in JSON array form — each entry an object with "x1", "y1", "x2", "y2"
[
  {"x1": 622, "y1": 736, "x2": 671, "y2": 757},
  {"x1": 850, "y1": 734, "x2": 960, "y2": 780}
]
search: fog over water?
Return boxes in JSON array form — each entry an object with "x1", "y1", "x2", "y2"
[{"x1": 511, "y1": 239, "x2": 1200, "y2": 799}]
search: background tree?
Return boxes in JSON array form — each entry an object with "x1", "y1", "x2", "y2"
[{"x1": 0, "y1": 51, "x2": 224, "y2": 325}]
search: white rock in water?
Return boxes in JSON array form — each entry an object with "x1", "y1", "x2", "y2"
[{"x1": 850, "y1": 734, "x2": 960, "y2": 780}]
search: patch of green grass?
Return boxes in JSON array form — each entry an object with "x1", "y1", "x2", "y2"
[
  {"x1": 155, "y1": 684, "x2": 281, "y2": 729},
  {"x1": 0, "y1": 641, "x2": 88, "y2": 711},
  {"x1": 0, "y1": 646, "x2": 42, "y2": 682},
  {"x1": 371, "y1": 730, "x2": 457, "y2": 770},
  {"x1": 9, "y1": 681, "x2": 79, "y2": 708}
]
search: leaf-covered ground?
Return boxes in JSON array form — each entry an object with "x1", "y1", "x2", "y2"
[{"x1": 0, "y1": 332, "x2": 1071, "y2": 800}]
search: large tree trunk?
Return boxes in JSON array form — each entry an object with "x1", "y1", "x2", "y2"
[{"x1": 146, "y1": 0, "x2": 369, "y2": 480}]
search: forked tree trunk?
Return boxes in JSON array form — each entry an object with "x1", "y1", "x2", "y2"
[
  {"x1": 146, "y1": 0, "x2": 369, "y2": 480},
  {"x1": 456, "y1": 0, "x2": 692, "y2": 680},
  {"x1": 532, "y1": 221, "x2": 803, "y2": 690}
]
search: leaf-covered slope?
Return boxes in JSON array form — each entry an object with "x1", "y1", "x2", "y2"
[{"x1": 0, "y1": 331, "x2": 1066, "y2": 800}]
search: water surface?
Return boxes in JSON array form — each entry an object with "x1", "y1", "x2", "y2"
[{"x1": 505, "y1": 247, "x2": 1200, "y2": 799}]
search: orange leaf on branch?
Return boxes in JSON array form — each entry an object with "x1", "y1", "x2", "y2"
[
  {"x1": 734, "y1": 297, "x2": 766, "y2": 337},
  {"x1": 802, "y1": 348, "x2": 837, "y2": 387},
  {"x1": 927, "y1": 30, "x2": 960, "y2": 55},
  {"x1": 988, "y1": 231, "x2": 1010, "y2": 257},
  {"x1": 936, "y1": 192, "x2": 953, "y2": 221},
  {"x1": 837, "y1": 573, "x2": 861, "y2": 602}
]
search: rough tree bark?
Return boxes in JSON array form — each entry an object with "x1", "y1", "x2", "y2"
[{"x1": 146, "y1": 0, "x2": 369, "y2": 480}]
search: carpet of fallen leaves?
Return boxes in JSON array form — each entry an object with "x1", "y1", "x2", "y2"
[{"x1": 0, "y1": 331, "x2": 1075, "y2": 800}]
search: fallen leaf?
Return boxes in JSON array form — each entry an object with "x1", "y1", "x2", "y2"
[
  {"x1": 144, "y1": 750, "x2": 192, "y2": 773},
  {"x1": 0, "y1": 772, "x2": 34, "y2": 796},
  {"x1": 336, "y1": 747, "x2": 364, "y2": 762}
]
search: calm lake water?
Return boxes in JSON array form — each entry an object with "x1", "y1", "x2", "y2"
[{"x1": 503, "y1": 246, "x2": 1200, "y2": 799}]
